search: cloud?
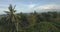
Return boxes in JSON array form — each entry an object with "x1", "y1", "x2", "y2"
[
  {"x1": 0, "y1": 5, "x2": 9, "y2": 14},
  {"x1": 34, "y1": 4, "x2": 60, "y2": 10},
  {"x1": 0, "y1": 5, "x2": 8, "y2": 8},
  {"x1": 27, "y1": 4, "x2": 36, "y2": 8}
]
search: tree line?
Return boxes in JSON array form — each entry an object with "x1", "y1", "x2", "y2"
[{"x1": 0, "y1": 5, "x2": 60, "y2": 32}]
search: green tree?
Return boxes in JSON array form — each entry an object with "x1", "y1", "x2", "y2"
[{"x1": 4, "y1": 4, "x2": 20, "y2": 32}]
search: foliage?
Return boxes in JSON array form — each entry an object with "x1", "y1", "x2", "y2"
[{"x1": 0, "y1": 5, "x2": 60, "y2": 32}]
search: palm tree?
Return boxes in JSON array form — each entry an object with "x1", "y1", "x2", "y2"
[{"x1": 4, "y1": 4, "x2": 20, "y2": 32}]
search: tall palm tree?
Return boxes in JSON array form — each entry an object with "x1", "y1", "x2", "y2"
[{"x1": 4, "y1": 4, "x2": 20, "y2": 32}]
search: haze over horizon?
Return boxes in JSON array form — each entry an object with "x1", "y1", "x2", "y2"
[{"x1": 0, "y1": 0, "x2": 60, "y2": 14}]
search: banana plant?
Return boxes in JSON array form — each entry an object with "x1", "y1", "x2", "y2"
[{"x1": 4, "y1": 4, "x2": 20, "y2": 32}]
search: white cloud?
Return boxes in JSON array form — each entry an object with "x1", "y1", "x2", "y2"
[
  {"x1": 28, "y1": 4, "x2": 36, "y2": 8},
  {"x1": 34, "y1": 4, "x2": 60, "y2": 10}
]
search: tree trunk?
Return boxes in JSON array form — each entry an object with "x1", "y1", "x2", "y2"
[{"x1": 16, "y1": 22, "x2": 18, "y2": 32}]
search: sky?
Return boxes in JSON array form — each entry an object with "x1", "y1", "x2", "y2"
[{"x1": 0, "y1": 0, "x2": 60, "y2": 14}]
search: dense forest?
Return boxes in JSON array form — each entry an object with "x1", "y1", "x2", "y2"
[{"x1": 0, "y1": 5, "x2": 60, "y2": 32}]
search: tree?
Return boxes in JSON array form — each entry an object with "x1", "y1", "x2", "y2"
[
  {"x1": 4, "y1": 4, "x2": 20, "y2": 32},
  {"x1": 27, "y1": 11, "x2": 37, "y2": 27},
  {"x1": 19, "y1": 12, "x2": 29, "y2": 27}
]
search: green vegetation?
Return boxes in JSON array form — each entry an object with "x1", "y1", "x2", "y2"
[{"x1": 0, "y1": 5, "x2": 60, "y2": 32}]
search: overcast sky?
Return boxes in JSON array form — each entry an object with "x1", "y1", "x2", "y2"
[{"x1": 0, "y1": 0, "x2": 60, "y2": 14}]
